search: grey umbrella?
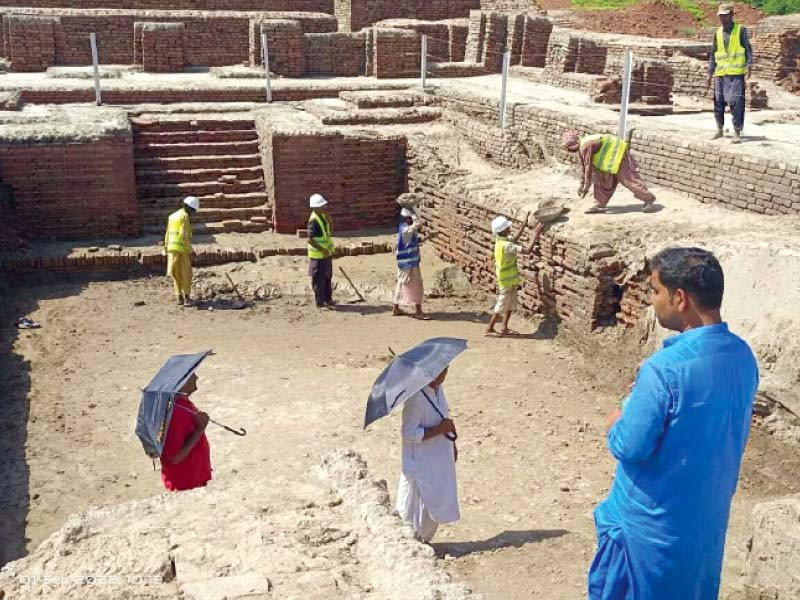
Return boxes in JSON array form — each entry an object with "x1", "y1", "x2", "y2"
[{"x1": 364, "y1": 337, "x2": 467, "y2": 432}]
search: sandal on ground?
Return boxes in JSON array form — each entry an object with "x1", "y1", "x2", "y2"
[{"x1": 584, "y1": 204, "x2": 606, "y2": 214}]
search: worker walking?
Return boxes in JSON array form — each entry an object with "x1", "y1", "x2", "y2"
[
  {"x1": 308, "y1": 193, "x2": 336, "y2": 309},
  {"x1": 707, "y1": 3, "x2": 754, "y2": 143},
  {"x1": 562, "y1": 130, "x2": 657, "y2": 215},
  {"x1": 485, "y1": 215, "x2": 543, "y2": 337},
  {"x1": 393, "y1": 208, "x2": 430, "y2": 320},
  {"x1": 165, "y1": 196, "x2": 198, "y2": 306}
]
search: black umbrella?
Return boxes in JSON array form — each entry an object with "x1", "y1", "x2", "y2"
[{"x1": 135, "y1": 350, "x2": 245, "y2": 459}]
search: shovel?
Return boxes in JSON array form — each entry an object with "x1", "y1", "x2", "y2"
[
  {"x1": 225, "y1": 272, "x2": 249, "y2": 310},
  {"x1": 338, "y1": 266, "x2": 366, "y2": 303}
]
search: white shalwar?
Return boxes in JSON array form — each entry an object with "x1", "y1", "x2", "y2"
[{"x1": 396, "y1": 385, "x2": 460, "y2": 542}]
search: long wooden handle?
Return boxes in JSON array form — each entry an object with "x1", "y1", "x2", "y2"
[
  {"x1": 338, "y1": 266, "x2": 366, "y2": 302},
  {"x1": 225, "y1": 272, "x2": 246, "y2": 302}
]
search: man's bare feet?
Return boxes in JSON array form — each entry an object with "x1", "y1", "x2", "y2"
[
  {"x1": 485, "y1": 329, "x2": 500, "y2": 337},
  {"x1": 392, "y1": 307, "x2": 407, "y2": 316}
]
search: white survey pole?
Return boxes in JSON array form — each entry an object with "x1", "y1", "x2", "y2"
[
  {"x1": 261, "y1": 32, "x2": 272, "y2": 104},
  {"x1": 498, "y1": 50, "x2": 511, "y2": 128},
  {"x1": 421, "y1": 34, "x2": 427, "y2": 90},
  {"x1": 90, "y1": 33, "x2": 101, "y2": 106},
  {"x1": 617, "y1": 49, "x2": 633, "y2": 139}
]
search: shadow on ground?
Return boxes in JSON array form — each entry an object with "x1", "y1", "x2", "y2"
[
  {"x1": 0, "y1": 272, "x2": 89, "y2": 567},
  {"x1": 433, "y1": 528, "x2": 570, "y2": 558}
]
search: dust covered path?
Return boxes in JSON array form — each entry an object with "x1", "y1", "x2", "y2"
[{"x1": 1, "y1": 249, "x2": 797, "y2": 598}]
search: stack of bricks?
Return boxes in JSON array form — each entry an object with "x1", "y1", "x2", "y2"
[
  {"x1": 0, "y1": 135, "x2": 140, "y2": 240},
  {"x1": 137, "y1": 22, "x2": 184, "y2": 73},
  {"x1": 479, "y1": 0, "x2": 545, "y2": 13},
  {"x1": 375, "y1": 20, "x2": 449, "y2": 64},
  {"x1": 335, "y1": 0, "x2": 479, "y2": 33},
  {"x1": 304, "y1": 32, "x2": 366, "y2": 76},
  {"x1": 251, "y1": 19, "x2": 305, "y2": 77},
  {"x1": 372, "y1": 27, "x2": 419, "y2": 78},
  {"x1": 591, "y1": 76, "x2": 621, "y2": 104},
  {"x1": 406, "y1": 138, "x2": 624, "y2": 335},
  {"x1": 0, "y1": 8, "x2": 337, "y2": 70},
  {"x1": 464, "y1": 10, "x2": 485, "y2": 63},
  {"x1": 6, "y1": 15, "x2": 58, "y2": 72},
  {"x1": 518, "y1": 16, "x2": 552, "y2": 68},
  {"x1": 260, "y1": 123, "x2": 407, "y2": 233},
  {"x1": 431, "y1": 87, "x2": 800, "y2": 216},
  {"x1": 449, "y1": 21, "x2": 469, "y2": 62},
  {"x1": 752, "y1": 16, "x2": 800, "y2": 81},
  {"x1": 573, "y1": 37, "x2": 607, "y2": 75},
  {"x1": 481, "y1": 11, "x2": 507, "y2": 72},
  {"x1": 667, "y1": 53, "x2": 709, "y2": 96}
]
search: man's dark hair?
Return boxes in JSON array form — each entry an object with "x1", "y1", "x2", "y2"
[{"x1": 649, "y1": 247, "x2": 724, "y2": 310}]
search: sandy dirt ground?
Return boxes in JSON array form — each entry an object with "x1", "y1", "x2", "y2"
[{"x1": 1, "y1": 241, "x2": 799, "y2": 598}]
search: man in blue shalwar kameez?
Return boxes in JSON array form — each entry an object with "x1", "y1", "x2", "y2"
[{"x1": 589, "y1": 247, "x2": 759, "y2": 600}]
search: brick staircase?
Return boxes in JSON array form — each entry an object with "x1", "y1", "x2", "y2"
[{"x1": 132, "y1": 117, "x2": 271, "y2": 236}]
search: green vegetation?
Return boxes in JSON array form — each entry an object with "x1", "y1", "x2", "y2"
[
  {"x1": 573, "y1": 0, "x2": 704, "y2": 17},
  {"x1": 740, "y1": 0, "x2": 800, "y2": 15},
  {"x1": 572, "y1": 0, "x2": 799, "y2": 17}
]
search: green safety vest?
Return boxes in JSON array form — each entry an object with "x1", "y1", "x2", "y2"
[
  {"x1": 494, "y1": 237, "x2": 521, "y2": 290},
  {"x1": 308, "y1": 211, "x2": 333, "y2": 259},
  {"x1": 714, "y1": 24, "x2": 747, "y2": 77},
  {"x1": 165, "y1": 208, "x2": 192, "y2": 255},
  {"x1": 582, "y1": 134, "x2": 628, "y2": 175}
]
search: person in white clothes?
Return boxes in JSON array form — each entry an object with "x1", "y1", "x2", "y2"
[{"x1": 396, "y1": 366, "x2": 460, "y2": 542}]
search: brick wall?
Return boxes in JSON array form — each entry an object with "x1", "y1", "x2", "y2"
[
  {"x1": 450, "y1": 22, "x2": 469, "y2": 62},
  {"x1": 479, "y1": 0, "x2": 544, "y2": 13},
  {"x1": 407, "y1": 137, "x2": 622, "y2": 335},
  {"x1": 433, "y1": 87, "x2": 800, "y2": 216},
  {"x1": 518, "y1": 16, "x2": 551, "y2": 67},
  {"x1": 259, "y1": 124, "x2": 407, "y2": 233},
  {"x1": 335, "y1": 0, "x2": 479, "y2": 33},
  {"x1": 0, "y1": 135, "x2": 139, "y2": 240},
  {"x1": 463, "y1": 10, "x2": 507, "y2": 72},
  {"x1": 5, "y1": 14, "x2": 58, "y2": 72},
  {"x1": 137, "y1": 22, "x2": 184, "y2": 73},
  {"x1": 0, "y1": 8, "x2": 336, "y2": 69},
  {"x1": 304, "y1": 32, "x2": 366, "y2": 76},
  {"x1": 0, "y1": 0, "x2": 333, "y2": 10},
  {"x1": 373, "y1": 27, "x2": 419, "y2": 78},
  {"x1": 752, "y1": 16, "x2": 800, "y2": 80},
  {"x1": 251, "y1": 19, "x2": 305, "y2": 76},
  {"x1": 375, "y1": 20, "x2": 450, "y2": 64}
]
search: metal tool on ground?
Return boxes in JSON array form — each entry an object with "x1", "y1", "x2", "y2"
[
  {"x1": 225, "y1": 271, "x2": 248, "y2": 309},
  {"x1": 338, "y1": 266, "x2": 366, "y2": 303}
]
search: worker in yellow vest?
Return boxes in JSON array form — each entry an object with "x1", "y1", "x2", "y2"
[
  {"x1": 706, "y1": 3, "x2": 753, "y2": 144},
  {"x1": 485, "y1": 215, "x2": 544, "y2": 337},
  {"x1": 164, "y1": 196, "x2": 198, "y2": 307},
  {"x1": 562, "y1": 130, "x2": 657, "y2": 215},
  {"x1": 308, "y1": 193, "x2": 336, "y2": 309}
]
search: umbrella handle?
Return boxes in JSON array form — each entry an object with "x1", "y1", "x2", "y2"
[
  {"x1": 210, "y1": 418, "x2": 247, "y2": 436},
  {"x1": 445, "y1": 432, "x2": 458, "y2": 442}
]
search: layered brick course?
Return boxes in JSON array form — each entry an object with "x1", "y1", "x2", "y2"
[
  {"x1": 251, "y1": 19, "x2": 305, "y2": 77},
  {"x1": 138, "y1": 22, "x2": 184, "y2": 73},
  {"x1": 407, "y1": 138, "x2": 622, "y2": 336},
  {"x1": 5, "y1": 14, "x2": 58, "y2": 71},
  {"x1": 0, "y1": 135, "x2": 139, "y2": 240},
  {"x1": 335, "y1": 0, "x2": 479, "y2": 33},
  {"x1": 373, "y1": 27, "x2": 419, "y2": 78},
  {"x1": 258, "y1": 120, "x2": 407, "y2": 233},
  {"x1": 0, "y1": 0, "x2": 333, "y2": 10},
  {"x1": 0, "y1": 8, "x2": 336, "y2": 69}
]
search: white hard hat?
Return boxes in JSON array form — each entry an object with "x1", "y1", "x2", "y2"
[
  {"x1": 491, "y1": 215, "x2": 511, "y2": 235},
  {"x1": 309, "y1": 193, "x2": 328, "y2": 208},
  {"x1": 183, "y1": 196, "x2": 200, "y2": 211},
  {"x1": 400, "y1": 208, "x2": 414, "y2": 218}
]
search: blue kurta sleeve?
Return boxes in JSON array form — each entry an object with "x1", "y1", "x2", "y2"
[{"x1": 608, "y1": 362, "x2": 671, "y2": 463}]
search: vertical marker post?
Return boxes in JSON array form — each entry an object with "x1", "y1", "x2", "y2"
[
  {"x1": 90, "y1": 33, "x2": 102, "y2": 106},
  {"x1": 618, "y1": 49, "x2": 633, "y2": 139},
  {"x1": 498, "y1": 50, "x2": 511, "y2": 128},
  {"x1": 261, "y1": 32, "x2": 272, "y2": 104}
]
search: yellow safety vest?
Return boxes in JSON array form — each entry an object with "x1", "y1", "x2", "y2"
[
  {"x1": 494, "y1": 237, "x2": 521, "y2": 290},
  {"x1": 714, "y1": 24, "x2": 747, "y2": 77},
  {"x1": 165, "y1": 208, "x2": 192, "y2": 255},
  {"x1": 582, "y1": 134, "x2": 628, "y2": 175},
  {"x1": 308, "y1": 211, "x2": 333, "y2": 259}
]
